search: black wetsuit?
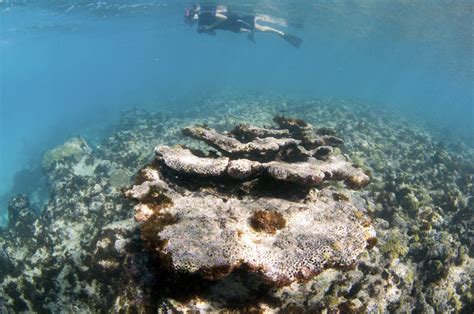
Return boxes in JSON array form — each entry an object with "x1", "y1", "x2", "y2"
[{"x1": 198, "y1": 5, "x2": 255, "y2": 33}]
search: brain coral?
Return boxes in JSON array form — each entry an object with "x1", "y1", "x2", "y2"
[{"x1": 126, "y1": 117, "x2": 375, "y2": 285}]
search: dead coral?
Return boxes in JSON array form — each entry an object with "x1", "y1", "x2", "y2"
[
  {"x1": 126, "y1": 117, "x2": 375, "y2": 286},
  {"x1": 230, "y1": 124, "x2": 291, "y2": 142},
  {"x1": 180, "y1": 118, "x2": 348, "y2": 175},
  {"x1": 129, "y1": 184, "x2": 375, "y2": 284},
  {"x1": 156, "y1": 145, "x2": 230, "y2": 177},
  {"x1": 273, "y1": 116, "x2": 344, "y2": 150},
  {"x1": 183, "y1": 126, "x2": 299, "y2": 159},
  {"x1": 154, "y1": 146, "x2": 369, "y2": 188},
  {"x1": 273, "y1": 116, "x2": 308, "y2": 130}
]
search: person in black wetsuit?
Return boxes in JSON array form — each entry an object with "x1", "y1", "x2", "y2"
[{"x1": 184, "y1": 4, "x2": 303, "y2": 48}]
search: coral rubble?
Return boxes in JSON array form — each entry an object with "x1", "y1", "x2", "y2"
[{"x1": 126, "y1": 118, "x2": 375, "y2": 285}]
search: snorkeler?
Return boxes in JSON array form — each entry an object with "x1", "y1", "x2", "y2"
[{"x1": 184, "y1": 4, "x2": 303, "y2": 48}]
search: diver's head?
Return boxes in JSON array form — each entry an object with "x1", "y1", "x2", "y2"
[{"x1": 184, "y1": 4, "x2": 199, "y2": 25}]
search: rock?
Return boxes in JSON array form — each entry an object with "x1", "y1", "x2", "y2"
[
  {"x1": 7, "y1": 195, "x2": 36, "y2": 235},
  {"x1": 313, "y1": 146, "x2": 333, "y2": 160},
  {"x1": 109, "y1": 168, "x2": 131, "y2": 188},
  {"x1": 41, "y1": 137, "x2": 91, "y2": 171},
  {"x1": 0, "y1": 244, "x2": 15, "y2": 278},
  {"x1": 425, "y1": 260, "x2": 448, "y2": 282},
  {"x1": 380, "y1": 231, "x2": 408, "y2": 260}
]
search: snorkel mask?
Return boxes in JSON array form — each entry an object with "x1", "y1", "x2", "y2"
[{"x1": 184, "y1": 4, "x2": 198, "y2": 25}]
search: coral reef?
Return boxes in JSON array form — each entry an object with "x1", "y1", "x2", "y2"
[
  {"x1": 127, "y1": 119, "x2": 374, "y2": 285},
  {"x1": 160, "y1": 118, "x2": 369, "y2": 188},
  {"x1": 156, "y1": 145, "x2": 369, "y2": 187},
  {"x1": 0, "y1": 134, "x2": 134, "y2": 312},
  {"x1": 0, "y1": 95, "x2": 472, "y2": 313},
  {"x1": 182, "y1": 125, "x2": 299, "y2": 158},
  {"x1": 6, "y1": 195, "x2": 36, "y2": 237},
  {"x1": 41, "y1": 137, "x2": 91, "y2": 171}
]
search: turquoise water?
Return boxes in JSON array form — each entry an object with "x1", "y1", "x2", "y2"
[
  {"x1": 1, "y1": 2, "x2": 474, "y2": 312},
  {"x1": 0, "y1": 1, "x2": 473, "y2": 220}
]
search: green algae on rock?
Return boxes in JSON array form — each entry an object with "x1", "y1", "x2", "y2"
[
  {"x1": 126, "y1": 118, "x2": 375, "y2": 285},
  {"x1": 108, "y1": 168, "x2": 131, "y2": 188},
  {"x1": 41, "y1": 137, "x2": 91, "y2": 171},
  {"x1": 380, "y1": 231, "x2": 409, "y2": 260}
]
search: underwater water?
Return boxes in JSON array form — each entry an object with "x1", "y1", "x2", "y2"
[{"x1": 0, "y1": 0, "x2": 473, "y2": 312}]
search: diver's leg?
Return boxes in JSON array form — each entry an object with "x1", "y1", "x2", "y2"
[
  {"x1": 255, "y1": 14, "x2": 287, "y2": 27},
  {"x1": 240, "y1": 28, "x2": 256, "y2": 43},
  {"x1": 254, "y1": 23, "x2": 302, "y2": 48},
  {"x1": 254, "y1": 24, "x2": 284, "y2": 36}
]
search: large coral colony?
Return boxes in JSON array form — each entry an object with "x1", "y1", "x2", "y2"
[
  {"x1": 126, "y1": 116, "x2": 375, "y2": 285},
  {"x1": 0, "y1": 97, "x2": 472, "y2": 312}
]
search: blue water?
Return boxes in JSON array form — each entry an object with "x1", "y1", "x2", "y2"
[{"x1": 0, "y1": 1, "x2": 473, "y2": 222}]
